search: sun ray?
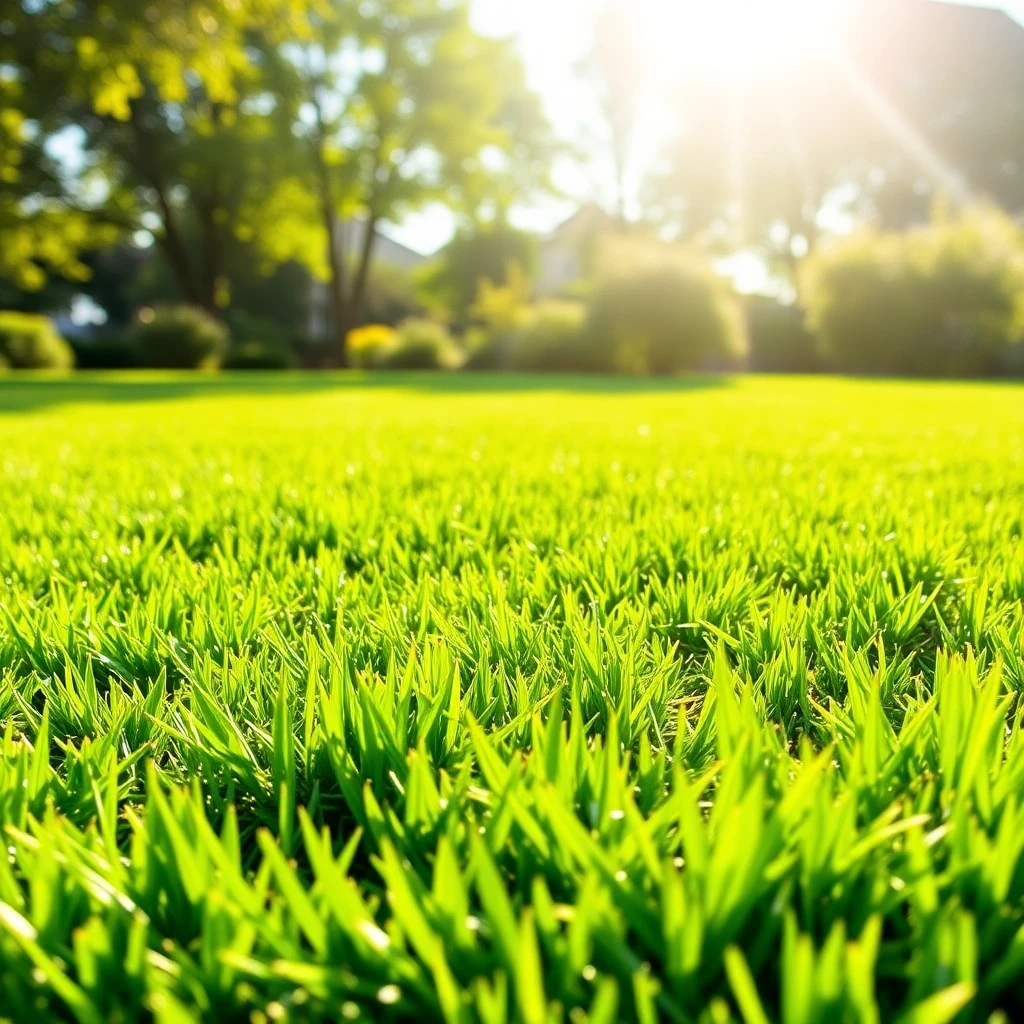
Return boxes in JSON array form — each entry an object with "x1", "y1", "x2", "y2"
[{"x1": 825, "y1": 43, "x2": 974, "y2": 208}]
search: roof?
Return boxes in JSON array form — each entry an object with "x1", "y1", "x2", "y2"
[
  {"x1": 544, "y1": 203, "x2": 618, "y2": 245},
  {"x1": 333, "y1": 216, "x2": 428, "y2": 269}
]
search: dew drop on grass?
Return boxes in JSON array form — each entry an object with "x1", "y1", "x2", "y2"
[{"x1": 377, "y1": 985, "x2": 401, "y2": 1005}]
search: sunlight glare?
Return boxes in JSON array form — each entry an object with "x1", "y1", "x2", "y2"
[{"x1": 636, "y1": 0, "x2": 848, "y2": 73}]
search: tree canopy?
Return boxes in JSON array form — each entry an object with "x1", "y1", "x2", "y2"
[{"x1": 1, "y1": 0, "x2": 554, "y2": 356}]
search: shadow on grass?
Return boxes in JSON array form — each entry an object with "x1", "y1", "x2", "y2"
[{"x1": 0, "y1": 371, "x2": 733, "y2": 414}]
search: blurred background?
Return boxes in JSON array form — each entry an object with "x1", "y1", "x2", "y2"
[{"x1": 3, "y1": 0, "x2": 1024, "y2": 378}]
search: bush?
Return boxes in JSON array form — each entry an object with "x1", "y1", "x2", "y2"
[
  {"x1": 800, "y1": 207, "x2": 1024, "y2": 377},
  {"x1": 346, "y1": 324, "x2": 399, "y2": 369},
  {"x1": 0, "y1": 312, "x2": 75, "y2": 370},
  {"x1": 420, "y1": 225, "x2": 539, "y2": 322},
  {"x1": 381, "y1": 318, "x2": 462, "y2": 370},
  {"x1": 462, "y1": 267, "x2": 533, "y2": 369},
  {"x1": 132, "y1": 305, "x2": 230, "y2": 370},
  {"x1": 744, "y1": 295, "x2": 819, "y2": 373},
  {"x1": 225, "y1": 312, "x2": 297, "y2": 370},
  {"x1": 507, "y1": 300, "x2": 588, "y2": 371},
  {"x1": 224, "y1": 342, "x2": 296, "y2": 370},
  {"x1": 584, "y1": 244, "x2": 747, "y2": 375}
]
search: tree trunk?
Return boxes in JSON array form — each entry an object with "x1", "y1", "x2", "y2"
[
  {"x1": 198, "y1": 196, "x2": 224, "y2": 317},
  {"x1": 154, "y1": 186, "x2": 203, "y2": 308},
  {"x1": 347, "y1": 211, "x2": 379, "y2": 332},
  {"x1": 310, "y1": 137, "x2": 349, "y2": 365},
  {"x1": 323, "y1": 212, "x2": 349, "y2": 364},
  {"x1": 128, "y1": 107, "x2": 203, "y2": 308},
  {"x1": 612, "y1": 140, "x2": 628, "y2": 226},
  {"x1": 197, "y1": 134, "x2": 226, "y2": 317}
]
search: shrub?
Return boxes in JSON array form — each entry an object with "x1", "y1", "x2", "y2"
[
  {"x1": 584, "y1": 244, "x2": 747, "y2": 375},
  {"x1": 800, "y1": 207, "x2": 1024, "y2": 377},
  {"x1": 224, "y1": 342, "x2": 296, "y2": 371},
  {"x1": 744, "y1": 295, "x2": 819, "y2": 373},
  {"x1": 419, "y1": 225, "x2": 539, "y2": 321},
  {"x1": 507, "y1": 300, "x2": 588, "y2": 371},
  {"x1": 462, "y1": 267, "x2": 533, "y2": 369},
  {"x1": 225, "y1": 312, "x2": 297, "y2": 370},
  {"x1": 382, "y1": 318, "x2": 463, "y2": 370},
  {"x1": 346, "y1": 324, "x2": 399, "y2": 369},
  {"x1": 132, "y1": 305, "x2": 230, "y2": 370},
  {"x1": 0, "y1": 312, "x2": 75, "y2": 370}
]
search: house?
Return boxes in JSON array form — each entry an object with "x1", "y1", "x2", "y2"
[{"x1": 535, "y1": 203, "x2": 620, "y2": 297}]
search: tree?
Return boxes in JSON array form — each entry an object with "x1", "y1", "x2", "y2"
[
  {"x1": 277, "y1": 0, "x2": 555, "y2": 357},
  {"x1": 575, "y1": 1, "x2": 649, "y2": 223},
  {"x1": 2, "y1": 0, "x2": 320, "y2": 312},
  {"x1": 0, "y1": 78, "x2": 115, "y2": 291},
  {"x1": 644, "y1": 36, "x2": 873, "y2": 270},
  {"x1": 420, "y1": 222, "x2": 540, "y2": 322},
  {"x1": 645, "y1": 0, "x2": 1024, "y2": 279}
]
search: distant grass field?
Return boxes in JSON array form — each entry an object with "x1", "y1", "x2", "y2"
[{"x1": 2, "y1": 373, "x2": 1024, "y2": 1023}]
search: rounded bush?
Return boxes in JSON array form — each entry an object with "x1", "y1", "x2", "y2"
[
  {"x1": 132, "y1": 306, "x2": 230, "y2": 370},
  {"x1": 800, "y1": 207, "x2": 1024, "y2": 377},
  {"x1": 584, "y1": 248, "x2": 747, "y2": 375},
  {"x1": 382, "y1": 318, "x2": 462, "y2": 370},
  {"x1": 744, "y1": 295, "x2": 819, "y2": 373},
  {"x1": 224, "y1": 341, "x2": 296, "y2": 370},
  {"x1": 225, "y1": 312, "x2": 297, "y2": 370},
  {"x1": 346, "y1": 324, "x2": 399, "y2": 369},
  {"x1": 0, "y1": 312, "x2": 75, "y2": 370},
  {"x1": 508, "y1": 300, "x2": 588, "y2": 371}
]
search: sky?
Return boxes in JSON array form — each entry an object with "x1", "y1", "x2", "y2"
[{"x1": 388, "y1": 0, "x2": 1024, "y2": 255}]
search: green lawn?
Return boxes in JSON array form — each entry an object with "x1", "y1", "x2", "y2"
[{"x1": 2, "y1": 374, "x2": 1024, "y2": 1022}]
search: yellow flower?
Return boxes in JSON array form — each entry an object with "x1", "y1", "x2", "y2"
[{"x1": 346, "y1": 324, "x2": 398, "y2": 368}]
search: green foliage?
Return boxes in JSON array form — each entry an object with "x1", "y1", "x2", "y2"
[
  {"x1": 0, "y1": 311, "x2": 74, "y2": 369},
  {"x1": 226, "y1": 261, "x2": 320, "y2": 339},
  {"x1": 132, "y1": 306, "x2": 230, "y2": 370},
  {"x1": 383, "y1": 318, "x2": 463, "y2": 370},
  {"x1": 346, "y1": 324, "x2": 401, "y2": 370},
  {"x1": 744, "y1": 296, "x2": 819, "y2": 373},
  {"x1": 491, "y1": 300, "x2": 589, "y2": 371},
  {"x1": 3, "y1": 0, "x2": 316, "y2": 302},
  {"x1": 801, "y1": 207, "x2": 1024, "y2": 377},
  {"x1": 1, "y1": 376, "x2": 1024, "y2": 1020},
  {"x1": 463, "y1": 264, "x2": 534, "y2": 368},
  {"x1": 0, "y1": 89, "x2": 117, "y2": 291},
  {"x1": 227, "y1": 310, "x2": 295, "y2": 350},
  {"x1": 224, "y1": 341, "x2": 296, "y2": 371},
  {"x1": 467, "y1": 298, "x2": 587, "y2": 371},
  {"x1": 422, "y1": 225, "x2": 540, "y2": 321},
  {"x1": 585, "y1": 243, "x2": 748, "y2": 374},
  {"x1": 268, "y1": 0, "x2": 555, "y2": 350}
]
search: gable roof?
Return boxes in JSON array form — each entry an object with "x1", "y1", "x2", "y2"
[
  {"x1": 544, "y1": 204, "x2": 619, "y2": 245},
  {"x1": 333, "y1": 216, "x2": 428, "y2": 269}
]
